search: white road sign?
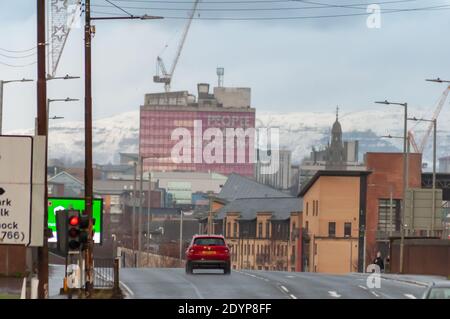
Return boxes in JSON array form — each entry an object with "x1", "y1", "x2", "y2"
[{"x1": 0, "y1": 136, "x2": 33, "y2": 245}]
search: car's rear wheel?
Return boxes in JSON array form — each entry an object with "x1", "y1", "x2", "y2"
[
  {"x1": 224, "y1": 262, "x2": 231, "y2": 275},
  {"x1": 185, "y1": 261, "x2": 193, "y2": 274}
]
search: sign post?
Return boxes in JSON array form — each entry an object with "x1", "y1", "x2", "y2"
[{"x1": 0, "y1": 136, "x2": 33, "y2": 246}]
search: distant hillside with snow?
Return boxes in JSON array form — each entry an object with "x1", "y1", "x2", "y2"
[{"x1": 9, "y1": 107, "x2": 450, "y2": 168}]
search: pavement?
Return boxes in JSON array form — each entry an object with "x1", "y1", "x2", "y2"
[
  {"x1": 116, "y1": 268, "x2": 434, "y2": 299},
  {"x1": 352, "y1": 272, "x2": 447, "y2": 287}
]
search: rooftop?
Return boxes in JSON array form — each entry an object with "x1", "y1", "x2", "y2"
[
  {"x1": 218, "y1": 173, "x2": 292, "y2": 201},
  {"x1": 215, "y1": 197, "x2": 302, "y2": 221}
]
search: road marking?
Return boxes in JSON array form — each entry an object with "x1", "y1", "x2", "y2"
[
  {"x1": 280, "y1": 285, "x2": 289, "y2": 293},
  {"x1": 371, "y1": 291, "x2": 380, "y2": 298},
  {"x1": 404, "y1": 294, "x2": 417, "y2": 299},
  {"x1": 119, "y1": 281, "x2": 134, "y2": 297},
  {"x1": 290, "y1": 294, "x2": 297, "y2": 299},
  {"x1": 286, "y1": 275, "x2": 295, "y2": 278},
  {"x1": 358, "y1": 285, "x2": 368, "y2": 290},
  {"x1": 328, "y1": 291, "x2": 341, "y2": 298}
]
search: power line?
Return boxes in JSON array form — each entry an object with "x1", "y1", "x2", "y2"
[
  {"x1": 91, "y1": 4, "x2": 450, "y2": 20},
  {"x1": 0, "y1": 60, "x2": 37, "y2": 68},
  {"x1": 0, "y1": 46, "x2": 37, "y2": 53},
  {"x1": 0, "y1": 52, "x2": 36, "y2": 59}
]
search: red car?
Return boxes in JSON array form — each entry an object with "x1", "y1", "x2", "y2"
[{"x1": 185, "y1": 235, "x2": 231, "y2": 275}]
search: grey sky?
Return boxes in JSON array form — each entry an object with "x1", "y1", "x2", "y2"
[{"x1": 1, "y1": 0, "x2": 450, "y2": 132}]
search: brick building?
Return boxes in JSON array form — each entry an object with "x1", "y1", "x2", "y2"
[{"x1": 364, "y1": 152, "x2": 422, "y2": 264}]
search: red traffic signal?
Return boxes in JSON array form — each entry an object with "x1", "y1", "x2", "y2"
[
  {"x1": 67, "y1": 210, "x2": 81, "y2": 251},
  {"x1": 69, "y1": 216, "x2": 79, "y2": 226}
]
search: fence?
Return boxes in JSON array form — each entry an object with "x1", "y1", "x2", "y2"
[
  {"x1": 118, "y1": 247, "x2": 183, "y2": 268},
  {"x1": 93, "y1": 258, "x2": 119, "y2": 292}
]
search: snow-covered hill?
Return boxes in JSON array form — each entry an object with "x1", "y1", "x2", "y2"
[{"x1": 9, "y1": 107, "x2": 450, "y2": 167}]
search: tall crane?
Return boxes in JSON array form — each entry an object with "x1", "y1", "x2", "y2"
[
  {"x1": 409, "y1": 80, "x2": 450, "y2": 153},
  {"x1": 153, "y1": 0, "x2": 200, "y2": 92}
]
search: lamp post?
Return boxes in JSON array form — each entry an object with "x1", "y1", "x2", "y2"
[
  {"x1": 376, "y1": 100, "x2": 408, "y2": 274},
  {"x1": 0, "y1": 78, "x2": 34, "y2": 134},
  {"x1": 409, "y1": 116, "x2": 438, "y2": 236},
  {"x1": 381, "y1": 133, "x2": 410, "y2": 274},
  {"x1": 82, "y1": 0, "x2": 163, "y2": 295},
  {"x1": 424, "y1": 77, "x2": 450, "y2": 236}
]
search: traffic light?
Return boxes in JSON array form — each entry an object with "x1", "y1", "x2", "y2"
[
  {"x1": 79, "y1": 213, "x2": 89, "y2": 250},
  {"x1": 67, "y1": 210, "x2": 81, "y2": 251}
]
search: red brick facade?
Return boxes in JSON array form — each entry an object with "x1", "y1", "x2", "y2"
[{"x1": 364, "y1": 152, "x2": 422, "y2": 265}]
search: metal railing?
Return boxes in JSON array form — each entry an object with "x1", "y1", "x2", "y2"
[{"x1": 93, "y1": 258, "x2": 119, "y2": 290}]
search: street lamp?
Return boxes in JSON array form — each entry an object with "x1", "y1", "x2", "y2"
[
  {"x1": 45, "y1": 98, "x2": 79, "y2": 132},
  {"x1": 376, "y1": 99, "x2": 408, "y2": 274},
  {"x1": 0, "y1": 78, "x2": 34, "y2": 134},
  {"x1": 47, "y1": 74, "x2": 80, "y2": 81},
  {"x1": 408, "y1": 116, "x2": 438, "y2": 236},
  {"x1": 426, "y1": 77, "x2": 450, "y2": 84},
  {"x1": 381, "y1": 133, "x2": 410, "y2": 274}
]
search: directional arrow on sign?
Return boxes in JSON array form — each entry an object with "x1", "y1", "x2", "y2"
[{"x1": 0, "y1": 187, "x2": 5, "y2": 195}]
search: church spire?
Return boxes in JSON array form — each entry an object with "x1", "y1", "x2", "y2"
[{"x1": 336, "y1": 105, "x2": 339, "y2": 121}]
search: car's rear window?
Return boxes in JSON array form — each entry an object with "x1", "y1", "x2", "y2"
[
  {"x1": 194, "y1": 237, "x2": 225, "y2": 246},
  {"x1": 428, "y1": 287, "x2": 450, "y2": 299}
]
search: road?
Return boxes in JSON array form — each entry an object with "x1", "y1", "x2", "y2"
[{"x1": 119, "y1": 268, "x2": 430, "y2": 299}]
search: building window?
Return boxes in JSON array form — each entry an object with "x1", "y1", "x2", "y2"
[
  {"x1": 378, "y1": 199, "x2": 401, "y2": 233},
  {"x1": 227, "y1": 222, "x2": 231, "y2": 237},
  {"x1": 344, "y1": 222, "x2": 352, "y2": 237},
  {"x1": 328, "y1": 222, "x2": 336, "y2": 237},
  {"x1": 258, "y1": 223, "x2": 263, "y2": 238},
  {"x1": 252, "y1": 244, "x2": 255, "y2": 255},
  {"x1": 233, "y1": 222, "x2": 237, "y2": 238},
  {"x1": 305, "y1": 221, "x2": 309, "y2": 231},
  {"x1": 306, "y1": 202, "x2": 309, "y2": 216},
  {"x1": 265, "y1": 222, "x2": 270, "y2": 239}
]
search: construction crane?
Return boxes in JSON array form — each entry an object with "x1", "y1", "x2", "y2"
[
  {"x1": 153, "y1": 0, "x2": 200, "y2": 92},
  {"x1": 409, "y1": 79, "x2": 450, "y2": 153}
]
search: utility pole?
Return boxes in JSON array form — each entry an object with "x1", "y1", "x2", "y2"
[
  {"x1": 37, "y1": 0, "x2": 48, "y2": 300},
  {"x1": 138, "y1": 156, "x2": 144, "y2": 267},
  {"x1": 132, "y1": 161, "x2": 137, "y2": 254},
  {"x1": 84, "y1": 0, "x2": 95, "y2": 296}
]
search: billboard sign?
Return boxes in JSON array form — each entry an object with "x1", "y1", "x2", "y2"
[
  {"x1": 405, "y1": 188, "x2": 443, "y2": 231},
  {"x1": 48, "y1": 197, "x2": 103, "y2": 244}
]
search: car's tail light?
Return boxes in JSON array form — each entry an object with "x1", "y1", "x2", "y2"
[{"x1": 224, "y1": 249, "x2": 229, "y2": 253}]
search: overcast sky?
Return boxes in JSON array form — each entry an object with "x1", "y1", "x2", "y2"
[{"x1": 1, "y1": 0, "x2": 450, "y2": 132}]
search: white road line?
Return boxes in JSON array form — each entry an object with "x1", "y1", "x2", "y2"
[
  {"x1": 264, "y1": 279, "x2": 270, "y2": 282},
  {"x1": 119, "y1": 281, "x2": 134, "y2": 297},
  {"x1": 328, "y1": 291, "x2": 341, "y2": 298},
  {"x1": 290, "y1": 294, "x2": 297, "y2": 299},
  {"x1": 371, "y1": 291, "x2": 380, "y2": 298},
  {"x1": 286, "y1": 275, "x2": 295, "y2": 278},
  {"x1": 280, "y1": 285, "x2": 289, "y2": 293},
  {"x1": 358, "y1": 285, "x2": 368, "y2": 290},
  {"x1": 404, "y1": 294, "x2": 417, "y2": 299}
]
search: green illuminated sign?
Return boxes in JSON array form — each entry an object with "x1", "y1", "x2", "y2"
[{"x1": 48, "y1": 197, "x2": 103, "y2": 244}]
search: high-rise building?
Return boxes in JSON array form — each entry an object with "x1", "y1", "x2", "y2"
[{"x1": 139, "y1": 83, "x2": 256, "y2": 176}]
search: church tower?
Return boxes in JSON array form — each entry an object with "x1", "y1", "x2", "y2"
[{"x1": 326, "y1": 107, "x2": 346, "y2": 170}]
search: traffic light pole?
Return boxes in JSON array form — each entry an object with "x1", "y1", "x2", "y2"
[{"x1": 84, "y1": 0, "x2": 95, "y2": 296}]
